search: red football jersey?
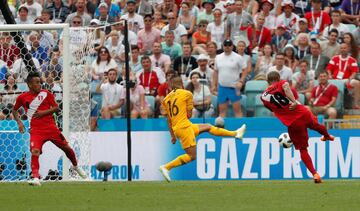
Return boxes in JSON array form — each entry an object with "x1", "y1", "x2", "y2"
[
  {"x1": 261, "y1": 80, "x2": 309, "y2": 126},
  {"x1": 14, "y1": 90, "x2": 58, "y2": 132}
]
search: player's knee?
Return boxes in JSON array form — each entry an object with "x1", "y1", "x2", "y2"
[
  {"x1": 31, "y1": 149, "x2": 41, "y2": 156},
  {"x1": 204, "y1": 124, "x2": 212, "y2": 130},
  {"x1": 189, "y1": 152, "x2": 196, "y2": 160},
  {"x1": 351, "y1": 79, "x2": 360, "y2": 85}
]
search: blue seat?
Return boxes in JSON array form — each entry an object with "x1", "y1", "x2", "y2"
[
  {"x1": 17, "y1": 82, "x2": 29, "y2": 92},
  {"x1": 244, "y1": 80, "x2": 268, "y2": 114},
  {"x1": 298, "y1": 93, "x2": 305, "y2": 105},
  {"x1": 145, "y1": 95, "x2": 155, "y2": 112},
  {"x1": 92, "y1": 94, "x2": 103, "y2": 109},
  {"x1": 254, "y1": 94, "x2": 272, "y2": 117},
  {"x1": 226, "y1": 94, "x2": 247, "y2": 117},
  {"x1": 211, "y1": 94, "x2": 218, "y2": 114},
  {"x1": 345, "y1": 24, "x2": 357, "y2": 33}
]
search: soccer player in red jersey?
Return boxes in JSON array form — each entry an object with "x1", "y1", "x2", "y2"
[
  {"x1": 12, "y1": 72, "x2": 87, "y2": 186},
  {"x1": 261, "y1": 71, "x2": 334, "y2": 183}
]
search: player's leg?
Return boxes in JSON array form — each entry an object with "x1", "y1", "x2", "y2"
[
  {"x1": 307, "y1": 111, "x2": 334, "y2": 141},
  {"x1": 160, "y1": 127, "x2": 195, "y2": 182},
  {"x1": 288, "y1": 120, "x2": 321, "y2": 183},
  {"x1": 131, "y1": 109, "x2": 140, "y2": 119},
  {"x1": 218, "y1": 102, "x2": 229, "y2": 118},
  {"x1": 101, "y1": 107, "x2": 111, "y2": 119},
  {"x1": 217, "y1": 85, "x2": 229, "y2": 117},
  {"x1": 28, "y1": 134, "x2": 44, "y2": 186},
  {"x1": 51, "y1": 132, "x2": 87, "y2": 179},
  {"x1": 228, "y1": 87, "x2": 243, "y2": 117},
  {"x1": 325, "y1": 107, "x2": 337, "y2": 128},
  {"x1": 196, "y1": 123, "x2": 246, "y2": 139},
  {"x1": 350, "y1": 79, "x2": 360, "y2": 108},
  {"x1": 232, "y1": 101, "x2": 243, "y2": 117},
  {"x1": 164, "y1": 127, "x2": 196, "y2": 170}
]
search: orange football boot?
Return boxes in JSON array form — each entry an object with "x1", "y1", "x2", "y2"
[{"x1": 313, "y1": 173, "x2": 322, "y2": 184}]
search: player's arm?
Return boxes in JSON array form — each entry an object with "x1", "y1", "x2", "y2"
[
  {"x1": 162, "y1": 100, "x2": 176, "y2": 144},
  {"x1": 282, "y1": 82, "x2": 298, "y2": 110},
  {"x1": 186, "y1": 92, "x2": 194, "y2": 118},
  {"x1": 34, "y1": 93, "x2": 59, "y2": 118},
  {"x1": 12, "y1": 97, "x2": 25, "y2": 133},
  {"x1": 34, "y1": 104, "x2": 59, "y2": 119},
  {"x1": 165, "y1": 114, "x2": 176, "y2": 144},
  {"x1": 212, "y1": 69, "x2": 218, "y2": 94}
]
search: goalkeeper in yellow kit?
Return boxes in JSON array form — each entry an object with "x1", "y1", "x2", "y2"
[{"x1": 159, "y1": 76, "x2": 246, "y2": 182}]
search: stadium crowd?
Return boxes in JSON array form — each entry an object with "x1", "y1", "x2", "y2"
[{"x1": 0, "y1": 0, "x2": 360, "y2": 130}]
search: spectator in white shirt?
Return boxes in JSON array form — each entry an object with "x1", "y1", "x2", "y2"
[
  {"x1": 96, "y1": 68, "x2": 125, "y2": 119},
  {"x1": 15, "y1": 6, "x2": 32, "y2": 24},
  {"x1": 214, "y1": 39, "x2": 248, "y2": 117},
  {"x1": 323, "y1": 10, "x2": 350, "y2": 40},
  {"x1": 160, "y1": 12, "x2": 188, "y2": 44},
  {"x1": 20, "y1": 0, "x2": 42, "y2": 22},
  {"x1": 268, "y1": 53, "x2": 293, "y2": 82},
  {"x1": 121, "y1": 0, "x2": 145, "y2": 34}
]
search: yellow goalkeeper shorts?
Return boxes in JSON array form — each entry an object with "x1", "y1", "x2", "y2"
[{"x1": 174, "y1": 124, "x2": 200, "y2": 149}]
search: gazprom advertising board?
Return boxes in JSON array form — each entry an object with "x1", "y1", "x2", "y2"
[
  {"x1": 86, "y1": 130, "x2": 360, "y2": 181},
  {"x1": 1, "y1": 118, "x2": 360, "y2": 181}
]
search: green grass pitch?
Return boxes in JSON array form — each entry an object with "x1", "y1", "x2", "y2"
[{"x1": 1, "y1": 180, "x2": 360, "y2": 211}]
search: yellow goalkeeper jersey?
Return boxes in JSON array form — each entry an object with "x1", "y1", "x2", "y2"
[{"x1": 161, "y1": 88, "x2": 193, "y2": 131}]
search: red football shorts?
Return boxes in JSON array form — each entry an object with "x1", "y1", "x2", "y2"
[
  {"x1": 30, "y1": 129, "x2": 69, "y2": 153},
  {"x1": 288, "y1": 110, "x2": 319, "y2": 150}
]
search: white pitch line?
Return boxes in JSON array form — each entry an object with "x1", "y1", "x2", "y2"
[{"x1": 0, "y1": 130, "x2": 20, "y2": 133}]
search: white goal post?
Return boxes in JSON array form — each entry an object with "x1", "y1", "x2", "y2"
[{"x1": 0, "y1": 23, "x2": 93, "y2": 181}]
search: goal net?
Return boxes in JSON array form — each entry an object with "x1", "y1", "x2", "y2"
[{"x1": 0, "y1": 24, "x2": 95, "y2": 181}]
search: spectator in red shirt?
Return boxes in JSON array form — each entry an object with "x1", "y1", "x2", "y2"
[
  {"x1": 247, "y1": 13, "x2": 271, "y2": 52},
  {"x1": 304, "y1": 0, "x2": 331, "y2": 33},
  {"x1": 136, "y1": 56, "x2": 166, "y2": 96},
  {"x1": 308, "y1": 71, "x2": 338, "y2": 120},
  {"x1": 156, "y1": 71, "x2": 177, "y2": 116},
  {"x1": 326, "y1": 43, "x2": 360, "y2": 109}
]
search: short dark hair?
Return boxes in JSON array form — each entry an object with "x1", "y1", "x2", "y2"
[
  {"x1": 165, "y1": 30, "x2": 175, "y2": 36},
  {"x1": 267, "y1": 71, "x2": 280, "y2": 84},
  {"x1": 143, "y1": 14, "x2": 153, "y2": 19},
  {"x1": 276, "y1": 52, "x2": 285, "y2": 58},
  {"x1": 182, "y1": 41, "x2": 192, "y2": 50},
  {"x1": 141, "y1": 55, "x2": 151, "y2": 62},
  {"x1": 330, "y1": 9, "x2": 341, "y2": 16},
  {"x1": 328, "y1": 28, "x2": 339, "y2": 36},
  {"x1": 107, "y1": 68, "x2": 117, "y2": 74},
  {"x1": 131, "y1": 45, "x2": 139, "y2": 51},
  {"x1": 166, "y1": 70, "x2": 177, "y2": 77},
  {"x1": 26, "y1": 71, "x2": 41, "y2": 83},
  {"x1": 299, "y1": 59, "x2": 308, "y2": 65}
]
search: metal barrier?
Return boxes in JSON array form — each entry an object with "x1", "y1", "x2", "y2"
[{"x1": 324, "y1": 118, "x2": 360, "y2": 129}]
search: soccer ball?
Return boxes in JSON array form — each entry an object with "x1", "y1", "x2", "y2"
[
  {"x1": 215, "y1": 116, "x2": 225, "y2": 128},
  {"x1": 278, "y1": 132, "x2": 293, "y2": 148}
]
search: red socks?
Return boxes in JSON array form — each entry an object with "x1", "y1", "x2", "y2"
[
  {"x1": 300, "y1": 149, "x2": 317, "y2": 175},
  {"x1": 63, "y1": 147, "x2": 78, "y2": 167},
  {"x1": 31, "y1": 154, "x2": 40, "y2": 178},
  {"x1": 31, "y1": 147, "x2": 77, "y2": 179},
  {"x1": 310, "y1": 123, "x2": 330, "y2": 138}
]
